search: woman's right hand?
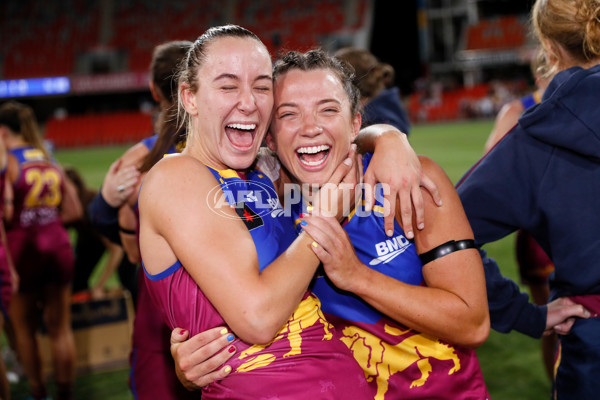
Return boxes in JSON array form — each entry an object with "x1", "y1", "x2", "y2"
[{"x1": 170, "y1": 326, "x2": 237, "y2": 390}]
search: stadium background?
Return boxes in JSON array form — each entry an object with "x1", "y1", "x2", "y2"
[
  {"x1": 2, "y1": 1, "x2": 550, "y2": 399},
  {"x1": 2, "y1": 0, "x2": 537, "y2": 141}
]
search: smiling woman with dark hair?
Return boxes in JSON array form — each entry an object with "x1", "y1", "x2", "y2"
[{"x1": 266, "y1": 48, "x2": 490, "y2": 400}]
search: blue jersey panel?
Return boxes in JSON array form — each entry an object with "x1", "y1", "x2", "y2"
[{"x1": 205, "y1": 167, "x2": 296, "y2": 272}]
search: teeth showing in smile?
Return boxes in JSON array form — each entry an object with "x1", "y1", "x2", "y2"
[
  {"x1": 227, "y1": 123, "x2": 256, "y2": 130},
  {"x1": 297, "y1": 145, "x2": 330, "y2": 154},
  {"x1": 297, "y1": 145, "x2": 330, "y2": 166}
]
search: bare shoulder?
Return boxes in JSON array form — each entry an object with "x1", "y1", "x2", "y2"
[
  {"x1": 412, "y1": 155, "x2": 473, "y2": 247},
  {"x1": 416, "y1": 154, "x2": 465, "y2": 216},
  {"x1": 497, "y1": 100, "x2": 524, "y2": 123},
  {"x1": 139, "y1": 154, "x2": 218, "y2": 212},
  {"x1": 417, "y1": 155, "x2": 452, "y2": 188},
  {"x1": 142, "y1": 154, "x2": 207, "y2": 193}
]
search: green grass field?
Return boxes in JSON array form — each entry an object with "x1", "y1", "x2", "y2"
[{"x1": 10, "y1": 119, "x2": 551, "y2": 399}]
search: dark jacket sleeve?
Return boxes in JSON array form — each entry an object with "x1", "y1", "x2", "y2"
[
  {"x1": 457, "y1": 129, "x2": 549, "y2": 338},
  {"x1": 88, "y1": 189, "x2": 121, "y2": 245},
  {"x1": 479, "y1": 249, "x2": 546, "y2": 337}
]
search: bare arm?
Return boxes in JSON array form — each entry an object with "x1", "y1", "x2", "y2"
[
  {"x1": 118, "y1": 201, "x2": 140, "y2": 264},
  {"x1": 0, "y1": 144, "x2": 13, "y2": 289},
  {"x1": 4, "y1": 155, "x2": 17, "y2": 222},
  {"x1": 305, "y1": 156, "x2": 489, "y2": 348},
  {"x1": 2, "y1": 176, "x2": 13, "y2": 223},
  {"x1": 484, "y1": 100, "x2": 523, "y2": 153},
  {"x1": 91, "y1": 145, "x2": 144, "y2": 244},
  {"x1": 90, "y1": 238, "x2": 125, "y2": 299},
  {"x1": 355, "y1": 124, "x2": 442, "y2": 239},
  {"x1": 140, "y1": 154, "x2": 355, "y2": 344},
  {"x1": 61, "y1": 172, "x2": 83, "y2": 224}
]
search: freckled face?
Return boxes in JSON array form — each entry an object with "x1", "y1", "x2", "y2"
[
  {"x1": 268, "y1": 68, "x2": 360, "y2": 186},
  {"x1": 183, "y1": 36, "x2": 274, "y2": 170}
]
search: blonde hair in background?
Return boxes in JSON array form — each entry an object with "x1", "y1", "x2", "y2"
[
  {"x1": 531, "y1": 47, "x2": 552, "y2": 80},
  {"x1": 532, "y1": 0, "x2": 600, "y2": 69}
]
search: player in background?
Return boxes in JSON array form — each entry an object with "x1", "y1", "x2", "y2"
[{"x1": 0, "y1": 100, "x2": 82, "y2": 400}]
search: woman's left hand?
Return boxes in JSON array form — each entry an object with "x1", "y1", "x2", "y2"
[{"x1": 358, "y1": 127, "x2": 442, "y2": 239}]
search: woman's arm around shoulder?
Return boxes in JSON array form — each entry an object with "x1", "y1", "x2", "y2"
[
  {"x1": 139, "y1": 154, "x2": 320, "y2": 344},
  {"x1": 356, "y1": 124, "x2": 442, "y2": 238}
]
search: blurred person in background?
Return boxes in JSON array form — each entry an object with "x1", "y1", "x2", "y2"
[
  {"x1": 455, "y1": 0, "x2": 600, "y2": 397},
  {"x1": 0, "y1": 100, "x2": 82, "y2": 400},
  {"x1": 348, "y1": 1, "x2": 599, "y2": 396},
  {"x1": 88, "y1": 40, "x2": 195, "y2": 400},
  {"x1": 0, "y1": 130, "x2": 18, "y2": 400},
  {"x1": 484, "y1": 48, "x2": 554, "y2": 152},
  {"x1": 484, "y1": 48, "x2": 557, "y2": 382},
  {"x1": 63, "y1": 166, "x2": 125, "y2": 300},
  {"x1": 85, "y1": 155, "x2": 140, "y2": 307},
  {"x1": 334, "y1": 46, "x2": 411, "y2": 135}
]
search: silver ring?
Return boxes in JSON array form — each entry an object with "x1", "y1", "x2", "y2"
[{"x1": 117, "y1": 184, "x2": 125, "y2": 193}]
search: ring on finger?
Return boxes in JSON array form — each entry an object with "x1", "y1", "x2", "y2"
[{"x1": 117, "y1": 184, "x2": 126, "y2": 193}]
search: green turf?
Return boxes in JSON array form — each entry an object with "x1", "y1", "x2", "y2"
[
  {"x1": 10, "y1": 121, "x2": 552, "y2": 399},
  {"x1": 57, "y1": 144, "x2": 132, "y2": 189}
]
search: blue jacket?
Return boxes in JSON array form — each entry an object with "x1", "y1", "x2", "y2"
[
  {"x1": 457, "y1": 64, "x2": 600, "y2": 337},
  {"x1": 362, "y1": 87, "x2": 411, "y2": 135}
]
